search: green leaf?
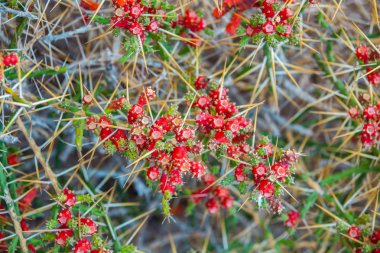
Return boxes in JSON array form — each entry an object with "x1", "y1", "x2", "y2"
[
  {"x1": 320, "y1": 166, "x2": 380, "y2": 186},
  {"x1": 204, "y1": 27, "x2": 214, "y2": 37},
  {"x1": 221, "y1": 175, "x2": 235, "y2": 186},
  {"x1": 5, "y1": 66, "x2": 67, "y2": 80},
  {"x1": 121, "y1": 245, "x2": 137, "y2": 253},
  {"x1": 91, "y1": 15, "x2": 111, "y2": 24},
  {"x1": 77, "y1": 194, "x2": 93, "y2": 203},
  {"x1": 8, "y1": 237, "x2": 18, "y2": 253},
  {"x1": 74, "y1": 117, "x2": 85, "y2": 153},
  {"x1": 120, "y1": 48, "x2": 136, "y2": 64},
  {"x1": 317, "y1": 12, "x2": 329, "y2": 29},
  {"x1": 113, "y1": 27, "x2": 121, "y2": 37},
  {"x1": 237, "y1": 182, "x2": 248, "y2": 194},
  {"x1": 91, "y1": 207, "x2": 105, "y2": 216},
  {"x1": 239, "y1": 35, "x2": 250, "y2": 48}
]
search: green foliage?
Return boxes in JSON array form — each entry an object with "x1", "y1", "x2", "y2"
[
  {"x1": 221, "y1": 174, "x2": 235, "y2": 186},
  {"x1": 121, "y1": 245, "x2": 137, "y2": 253}
]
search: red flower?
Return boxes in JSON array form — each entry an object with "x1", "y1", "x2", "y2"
[
  {"x1": 80, "y1": 218, "x2": 97, "y2": 235},
  {"x1": 369, "y1": 229, "x2": 380, "y2": 244},
  {"x1": 6, "y1": 154, "x2": 20, "y2": 166},
  {"x1": 147, "y1": 20, "x2": 159, "y2": 32},
  {"x1": 246, "y1": 25, "x2": 261, "y2": 37},
  {"x1": 252, "y1": 163, "x2": 267, "y2": 182},
  {"x1": 363, "y1": 105, "x2": 377, "y2": 121},
  {"x1": 347, "y1": 225, "x2": 361, "y2": 239},
  {"x1": 62, "y1": 188, "x2": 77, "y2": 207},
  {"x1": 160, "y1": 174, "x2": 176, "y2": 195},
  {"x1": 74, "y1": 238, "x2": 92, "y2": 253},
  {"x1": 129, "y1": 22, "x2": 143, "y2": 36},
  {"x1": 190, "y1": 161, "x2": 206, "y2": 178},
  {"x1": 195, "y1": 95, "x2": 211, "y2": 110},
  {"x1": 2, "y1": 54, "x2": 18, "y2": 67},
  {"x1": 262, "y1": 21, "x2": 275, "y2": 34},
  {"x1": 57, "y1": 208, "x2": 72, "y2": 225},
  {"x1": 171, "y1": 146, "x2": 188, "y2": 160},
  {"x1": 284, "y1": 210, "x2": 300, "y2": 228},
  {"x1": 147, "y1": 166, "x2": 160, "y2": 181},
  {"x1": 27, "y1": 244, "x2": 36, "y2": 253},
  {"x1": 194, "y1": 76, "x2": 209, "y2": 90},
  {"x1": 234, "y1": 164, "x2": 247, "y2": 182},
  {"x1": 203, "y1": 173, "x2": 216, "y2": 185},
  {"x1": 279, "y1": 7, "x2": 293, "y2": 20},
  {"x1": 80, "y1": 0, "x2": 100, "y2": 11},
  {"x1": 128, "y1": 104, "x2": 144, "y2": 123},
  {"x1": 129, "y1": 5, "x2": 143, "y2": 19},
  {"x1": 259, "y1": 180, "x2": 275, "y2": 198},
  {"x1": 20, "y1": 219, "x2": 29, "y2": 231},
  {"x1": 271, "y1": 162, "x2": 289, "y2": 180},
  {"x1": 55, "y1": 228, "x2": 74, "y2": 246},
  {"x1": 348, "y1": 107, "x2": 359, "y2": 119},
  {"x1": 178, "y1": 10, "x2": 206, "y2": 32},
  {"x1": 220, "y1": 195, "x2": 234, "y2": 209},
  {"x1": 214, "y1": 187, "x2": 230, "y2": 199},
  {"x1": 206, "y1": 197, "x2": 220, "y2": 214},
  {"x1": 356, "y1": 45, "x2": 370, "y2": 63}
]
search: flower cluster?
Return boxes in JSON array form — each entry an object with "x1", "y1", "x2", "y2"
[
  {"x1": 104, "y1": 0, "x2": 177, "y2": 62},
  {"x1": 212, "y1": 0, "x2": 259, "y2": 35},
  {"x1": 111, "y1": 0, "x2": 165, "y2": 39},
  {"x1": 84, "y1": 79, "x2": 298, "y2": 215},
  {"x1": 189, "y1": 81, "x2": 298, "y2": 212},
  {"x1": 355, "y1": 45, "x2": 380, "y2": 86},
  {"x1": 242, "y1": 0, "x2": 301, "y2": 47},
  {"x1": 337, "y1": 215, "x2": 380, "y2": 253},
  {"x1": 174, "y1": 10, "x2": 207, "y2": 47},
  {"x1": 0, "y1": 153, "x2": 37, "y2": 252},
  {"x1": 191, "y1": 173, "x2": 234, "y2": 214},
  {"x1": 88, "y1": 87, "x2": 205, "y2": 198},
  {"x1": 348, "y1": 96, "x2": 380, "y2": 148},
  {"x1": 48, "y1": 189, "x2": 111, "y2": 252},
  {"x1": 1, "y1": 53, "x2": 18, "y2": 67}
]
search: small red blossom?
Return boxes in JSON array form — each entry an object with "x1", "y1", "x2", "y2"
[
  {"x1": 284, "y1": 210, "x2": 300, "y2": 228},
  {"x1": 2, "y1": 54, "x2": 18, "y2": 66},
  {"x1": 80, "y1": 218, "x2": 97, "y2": 235},
  {"x1": 74, "y1": 238, "x2": 92, "y2": 253},
  {"x1": 356, "y1": 45, "x2": 370, "y2": 63},
  {"x1": 206, "y1": 197, "x2": 220, "y2": 214},
  {"x1": 147, "y1": 166, "x2": 160, "y2": 181},
  {"x1": 347, "y1": 225, "x2": 361, "y2": 239},
  {"x1": 194, "y1": 76, "x2": 209, "y2": 90},
  {"x1": 62, "y1": 188, "x2": 77, "y2": 207},
  {"x1": 81, "y1": 0, "x2": 100, "y2": 11},
  {"x1": 57, "y1": 208, "x2": 72, "y2": 225},
  {"x1": 234, "y1": 164, "x2": 247, "y2": 182},
  {"x1": 369, "y1": 229, "x2": 380, "y2": 244},
  {"x1": 55, "y1": 228, "x2": 74, "y2": 246},
  {"x1": 259, "y1": 179, "x2": 275, "y2": 198}
]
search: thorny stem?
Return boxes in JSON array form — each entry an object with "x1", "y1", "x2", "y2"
[
  {"x1": 77, "y1": 165, "x2": 122, "y2": 251},
  {"x1": 17, "y1": 112, "x2": 121, "y2": 249},
  {"x1": 263, "y1": 43, "x2": 278, "y2": 109},
  {"x1": 0, "y1": 126, "x2": 28, "y2": 252},
  {"x1": 15, "y1": 117, "x2": 61, "y2": 193},
  {"x1": 73, "y1": 115, "x2": 121, "y2": 250}
]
